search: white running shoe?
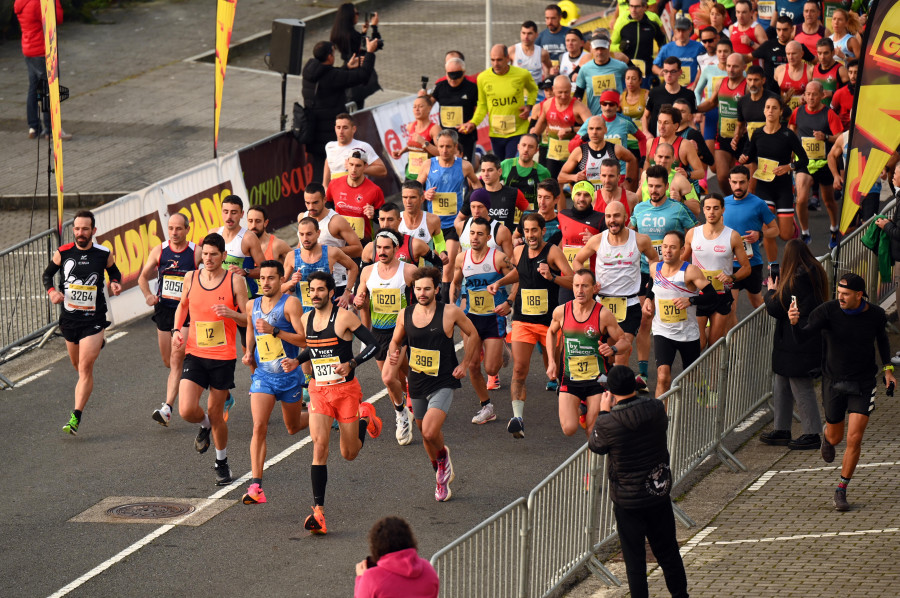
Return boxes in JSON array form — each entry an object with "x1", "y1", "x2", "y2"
[
  {"x1": 152, "y1": 403, "x2": 171, "y2": 427},
  {"x1": 395, "y1": 405, "x2": 413, "y2": 445},
  {"x1": 471, "y1": 402, "x2": 496, "y2": 424}
]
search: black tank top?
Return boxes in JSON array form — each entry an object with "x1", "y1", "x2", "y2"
[
  {"x1": 57, "y1": 242, "x2": 111, "y2": 323},
  {"x1": 504, "y1": 164, "x2": 541, "y2": 211},
  {"x1": 404, "y1": 302, "x2": 461, "y2": 399},
  {"x1": 305, "y1": 303, "x2": 357, "y2": 384},
  {"x1": 513, "y1": 243, "x2": 559, "y2": 326}
]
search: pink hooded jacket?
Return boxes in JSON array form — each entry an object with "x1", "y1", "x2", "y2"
[{"x1": 354, "y1": 548, "x2": 439, "y2": 598}]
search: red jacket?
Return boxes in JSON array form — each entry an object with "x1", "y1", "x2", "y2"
[
  {"x1": 15, "y1": 0, "x2": 63, "y2": 58},
  {"x1": 354, "y1": 548, "x2": 439, "y2": 598}
]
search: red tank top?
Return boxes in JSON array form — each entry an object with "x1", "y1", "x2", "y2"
[
  {"x1": 780, "y1": 65, "x2": 809, "y2": 93},
  {"x1": 543, "y1": 97, "x2": 576, "y2": 130},
  {"x1": 263, "y1": 234, "x2": 276, "y2": 260},
  {"x1": 407, "y1": 121, "x2": 435, "y2": 150},
  {"x1": 728, "y1": 23, "x2": 756, "y2": 55},
  {"x1": 186, "y1": 270, "x2": 239, "y2": 360},
  {"x1": 594, "y1": 188, "x2": 632, "y2": 218},
  {"x1": 397, "y1": 234, "x2": 414, "y2": 264},
  {"x1": 648, "y1": 136, "x2": 685, "y2": 169}
]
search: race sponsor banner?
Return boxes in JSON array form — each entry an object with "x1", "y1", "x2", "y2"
[
  {"x1": 39, "y1": 0, "x2": 64, "y2": 236},
  {"x1": 353, "y1": 110, "x2": 403, "y2": 196},
  {"x1": 214, "y1": 0, "x2": 237, "y2": 155},
  {"x1": 239, "y1": 131, "x2": 314, "y2": 230},
  {"x1": 840, "y1": 0, "x2": 900, "y2": 232}
]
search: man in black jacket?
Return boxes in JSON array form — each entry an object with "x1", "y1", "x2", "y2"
[
  {"x1": 588, "y1": 366, "x2": 689, "y2": 598},
  {"x1": 302, "y1": 38, "x2": 379, "y2": 179}
]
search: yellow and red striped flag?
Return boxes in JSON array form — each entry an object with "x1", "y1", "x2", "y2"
[
  {"x1": 214, "y1": 0, "x2": 237, "y2": 157},
  {"x1": 40, "y1": 0, "x2": 64, "y2": 236}
]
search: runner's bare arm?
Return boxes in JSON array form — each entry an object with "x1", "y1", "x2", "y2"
[{"x1": 138, "y1": 244, "x2": 163, "y2": 305}]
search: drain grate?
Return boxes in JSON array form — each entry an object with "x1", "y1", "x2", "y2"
[{"x1": 106, "y1": 502, "x2": 196, "y2": 520}]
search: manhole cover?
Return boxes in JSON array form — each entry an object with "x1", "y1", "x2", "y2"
[{"x1": 106, "y1": 502, "x2": 195, "y2": 520}]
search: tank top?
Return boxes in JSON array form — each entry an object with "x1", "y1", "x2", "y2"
[
  {"x1": 396, "y1": 234, "x2": 415, "y2": 265},
  {"x1": 513, "y1": 242, "x2": 559, "y2": 326},
  {"x1": 462, "y1": 248, "x2": 508, "y2": 316},
  {"x1": 793, "y1": 104, "x2": 835, "y2": 156},
  {"x1": 578, "y1": 141, "x2": 616, "y2": 189},
  {"x1": 647, "y1": 136, "x2": 685, "y2": 169},
  {"x1": 306, "y1": 303, "x2": 356, "y2": 385},
  {"x1": 594, "y1": 188, "x2": 632, "y2": 218},
  {"x1": 459, "y1": 218, "x2": 501, "y2": 251},
  {"x1": 367, "y1": 262, "x2": 408, "y2": 330},
  {"x1": 250, "y1": 235, "x2": 277, "y2": 298},
  {"x1": 690, "y1": 225, "x2": 735, "y2": 295},
  {"x1": 794, "y1": 25, "x2": 824, "y2": 56},
  {"x1": 717, "y1": 78, "x2": 748, "y2": 139},
  {"x1": 404, "y1": 122, "x2": 435, "y2": 180},
  {"x1": 424, "y1": 157, "x2": 467, "y2": 230},
  {"x1": 405, "y1": 302, "x2": 461, "y2": 399},
  {"x1": 398, "y1": 211, "x2": 432, "y2": 246},
  {"x1": 504, "y1": 163, "x2": 543, "y2": 211},
  {"x1": 303, "y1": 209, "x2": 348, "y2": 287},
  {"x1": 559, "y1": 51, "x2": 587, "y2": 78},
  {"x1": 652, "y1": 261, "x2": 699, "y2": 342},
  {"x1": 779, "y1": 64, "x2": 809, "y2": 95},
  {"x1": 57, "y1": 242, "x2": 111, "y2": 323},
  {"x1": 812, "y1": 62, "x2": 842, "y2": 107},
  {"x1": 620, "y1": 89, "x2": 647, "y2": 126},
  {"x1": 291, "y1": 245, "x2": 331, "y2": 313},
  {"x1": 251, "y1": 294, "x2": 301, "y2": 378},
  {"x1": 156, "y1": 240, "x2": 197, "y2": 309},
  {"x1": 216, "y1": 226, "x2": 257, "y2": 297},
  {"x1": 728, "y1": 23, "x2": 757, "y2": 55},
  {"x1": 831, "y1": 33, "x2": 854, "y2": 61},
  {"x1": 561, "y1": 301, "x2": 610, "y2": 387},
  {"x1": 513, "y1": 42, "x2": 544, "y2": 86},
  {"x1": 595, "y1": 230, "x2": 641, "y2": 310},
  {"x1": 186, "y1": 270, "x2": 238, "y2": 360}
]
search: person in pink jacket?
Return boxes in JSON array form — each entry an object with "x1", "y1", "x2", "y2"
[
  {"x1": 354, "y1": 516, "x2": 439, "y2": 598},
  {"x1": 14, "y1": 0, "x2": 71, "y2": 140}
]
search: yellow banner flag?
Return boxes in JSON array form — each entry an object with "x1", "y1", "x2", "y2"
[
  {"x1": 40, "y1": 0, "x2": 63, "y2": 236},
  {"x1": 214, "y1": 0, "x2": 238, "y2": 155}
]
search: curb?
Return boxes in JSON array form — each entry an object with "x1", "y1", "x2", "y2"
[{"x1": 0, "y1": 192, "x2": 124, "y2": 210}]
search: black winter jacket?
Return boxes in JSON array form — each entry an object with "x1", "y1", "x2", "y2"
[
  {"x1": 880, "y1": 193, "x2": 900, "y2": 262},
  {"x1": 301, "y1": 52, "x2": 376, "y2": 145},
  {"x1": 589, "y1": 396, "x2": 672, "y2": 509},
  {"x1": 763, "y1": 266, "x2": 824, "y2": 378}
]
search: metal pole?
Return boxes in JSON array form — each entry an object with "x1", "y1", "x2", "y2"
[
  {"x1": 485, "y1": 0, "x2": 492, "y2": 70},
  {"x1": 280, "y1": 73, "x2": 288, "y2": 132}
]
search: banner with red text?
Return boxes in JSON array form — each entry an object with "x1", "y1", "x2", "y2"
[
  {"x1": 214, "y1": 0, "x2": 237, "y2": 155},
  {"x1": 40, "y1": 0, "x2": 64, "y2": 236}
]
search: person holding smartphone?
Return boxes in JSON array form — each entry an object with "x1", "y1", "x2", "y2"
[{"x1": 354, "y1": 516, "x2": 439, "y2": 597}]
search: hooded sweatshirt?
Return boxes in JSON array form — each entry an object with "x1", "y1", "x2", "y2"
[{"x1": 354, "y1": 548, "x2": 439, "y2": 598}]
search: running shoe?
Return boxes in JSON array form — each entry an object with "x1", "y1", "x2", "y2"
[
  {"x1": 471, "y1": 402, "x2": 496, "y2": 424},
  {"x1": 214, "y1": 460, "x2": 233, "y2": 486},
  {"x1": 62, "y1": 412, "x2": 79, "y2": 435},
  {"x1": 828, "y1": 230, "x2": 841, "y2": 250},
  {"x1": 304, "y1": 505, "x2": 327, "y2": 534},
  {"x1": 820, "y1": 427, "x2": 835, "y2": 463},
  {"x1": 578, "y1": 400, "x2": 588, "y2": 430},
  {"x1": 435, "y1": 445, "x2": 455, "y2": 502},
  {"x1": 395, "y1": 405, "x2": 414, "y2": 446},
  {"x1": 195, "y1": 426, "x2": 211, "y2": 453},
  {"x1": 760, "y1": 429, "x2": 791, "y2": 446},
  {"x1": 358, "y1": 401, "x2": 382, "y2": 439},
  {"x1": 634, "y1": 375, "x2": 648, "y2": 392},
  {"x1": 833, "y1": 488, "x2": 850, "y2": 511},
  {"x1": 801, "y1": 232, "x2": 812, "y2": 245},
  {"x1": 242, "y1": 483, "x2": 267, "y2": 504},
  {"x1": 507, "y1": 416, "x2": 525, "y2": 439},
  {"x1": 487, "y1": 375, "x2": 501, "y2": 390},
  {"x1": 223, "y1": 392, "x2": 235, "y2": 422},
  {"x1": 546, "y1": 379, "x2": 559, "y2": 392},
  {"x1": 152, "y1": 403, "x2": 171, "y2": 427}
]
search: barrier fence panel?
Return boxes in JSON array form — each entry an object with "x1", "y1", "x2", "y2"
[
  {"x1": 526, "y1": 445, "x2": 599, "y2": 597},
  {"x1": 587, "y1": 453, "x2": 622, "y2": 586},
  {"x1": 831, "y1": 198, "x2": 897, "y2": 304},
  {"x1": 430, "y1": 497, "x2": 528, "y2": 598}
]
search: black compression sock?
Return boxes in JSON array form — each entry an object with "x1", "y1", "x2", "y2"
[
  {"x1": 480, "y1": 400, "x2": 490, "y2": 407},
  {"x1": 394, "y1": 402, "x2": 405, "y2": 412},
  {"x1": 440, "y1": 282, "x2": 450, "y2": 303},
  {"x1": 73, "y1": 409, "x2": 82, "y2": 422},
  {"x1": 251, "y1": 477, "x2": 262, "y2": 486},
  {"x1": 358, "y1": 419, "x2": 367, "y2": 445},
  {"x1": 311, "y1": 465, "x2": 327, "y2": 506}
]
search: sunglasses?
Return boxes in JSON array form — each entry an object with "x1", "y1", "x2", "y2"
[
  {"x1": 600, "y1": 102, "x2": 618, "y2": 106},
  {"x1": 662, "y1": 69, "x2": 680, "y2": 74},
  {"x1": 701, "y1": 38, "x2": 716, "y2": 44}
]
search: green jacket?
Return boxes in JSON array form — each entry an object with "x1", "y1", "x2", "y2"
[{"x1": 861, "y1": 215, "x2": 894, "y2": 284}]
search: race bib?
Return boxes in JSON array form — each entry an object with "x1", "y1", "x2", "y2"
[
  {"x1": 195, "y1": 320, "x2": 226, "y2": 347},
  {"x1": 711, "y1": 76, "x2": 726, "y2": 95},
  {"x1": 801, "y1": 137, "x2": 825, "y2": 160},
  {"x1": 256, "y1": 333, "x2": 286, "y2": 363},
  {"x1": 757, "y1": 0, "x2": 775, "y2": 18},
  {"x1": 604, "y1": 136, "x2": 622, "y2": 145},
  {"x1": 521, "y1": 288, "x2": 548, "y2": 316},
  {"x1": 754, "y1": 157, "x2": 779, "y2": 182},
  {"x1": 161, "y1": 275, "x2": 184, "y2": 301},
  {"x1": 372, "y1": 288, "x2": 401, "y2": 315},
  {"x1": 746, "y1": 122, "x2": 764, "y2": 139},
  {"x1": 432, "y1": 192, "x2": 457, "y2": 216},
  {"x1": 298, "y1": 281, "x2": 313, "y2": 308},
  {"x1": 312, "y1": 356, "x2": 345, "y2": 384},
  {"x1": 562, "y1": 245, "x2": 582, "y2": 266},
  {"x1": 719, "y1": 117, "x2": 738, "y2": 138},
  {"x1": 490, "y1": 113, "x2": 517, "y2": 135},
  {"x1": 742, "y1": 239, "x2": 754, "y2": 258},
  {"x1": 410, "y1": 347, "x2": 440, "y2": 376},
  {"x1": 658, "y1": 299, "x2": 687, "y2": 323},
  {"x1": 591, "y1": 73, "x2": 616, "y2": 95},
  {"x1": 440, "y1": 106, "x2": 463, "y2": 128},
  {"x1": 547, "y1": 137, "x2": 570, "y2": 161},
  {"x1": 346, "y1": 216, "x2": 366, "y2": 240},
  {"x1": 600, "y1": 297, "x2": 627, "y2": 322},
  {"x1": 330, "y1": 170, "x2": 348, "y2": 180},
  {"x1": 408, "y1": 151, "x2": 429, "y2": 175},
  {"x1": 65, "y1": 284, "x2": 97, "y2": 311},
  {"x1": 632, "y1": 59, "x2": 646, "y2": 77},
  {"x1": 788, "y1": 95, "x2": 804, "y2": 110},
  {"x1": 701, "y1": 269, "x2": 725, "y2": 291},
  {"x1": 568, "y1": 354, "x2": 600, "y2": 381},
  {"x1": 652, "y1": 239, "x2": 663, "y2": 258},
  {"x1": 468, "y1": 290, "x2": 495, "y2": 315},
  {"x1": 678, "y1": 66, "x2": 692, "y2": 87}
]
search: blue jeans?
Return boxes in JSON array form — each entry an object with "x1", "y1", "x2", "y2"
[
  {"x1": 25, "y1": 55, "x2": 50, "y2": 134},
  {"x1": 489, "y1": 135, "x2": 522, "y2": 159}
]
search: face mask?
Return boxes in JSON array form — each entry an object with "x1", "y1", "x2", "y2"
[{"x1": 447, "y1": 71, "x2": 464, "y2": 81}]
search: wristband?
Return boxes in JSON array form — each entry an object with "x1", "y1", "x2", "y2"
[
  {"x1": 884, "y1": 365, "x2": 894, "y2": 372},
  {"x1": 47, "y1": 287, "x2": 55, "y2": 295},
  {"x1": 350, "y1": 358, "x2": 358, "y2": 370},
  {"x1": 611, "y1": 345, "x2": 618, "y2": 354},
  {"x1": 506, "y1": 298, "x2": 514, "y2": 306},
  {"x1": 171, "y1": 328, "x2": 180, "y2": 335}
]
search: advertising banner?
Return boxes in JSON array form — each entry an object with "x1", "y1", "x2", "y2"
[
  {"x1": 39, "y1": 0, "x2": 64, "y2": 236},
  {"x1": 214, "y1": 0, "x2": 237, "y2": 155},
  {"x1": 239, "y1": 132, "x2": 313, "y2": 230}
]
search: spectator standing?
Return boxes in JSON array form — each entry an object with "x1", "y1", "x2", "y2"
[
  {"x1": 330, "y1": 3, "x2": 382, "y2": 108},
  {"x1": 536, "y1": 4, "x2": 572, "y2": 63}
]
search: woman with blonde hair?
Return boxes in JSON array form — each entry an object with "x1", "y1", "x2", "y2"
[{"x1": 830, "y1": 8, "x2": 861, "y2": 63}]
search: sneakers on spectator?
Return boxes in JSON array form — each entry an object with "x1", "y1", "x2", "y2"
[
  {"x1": 28, "y1": 128, "x2": 38, "y2": 139},
  {"x1": 788, "y1": 434, "x2": 821, "y2": 450},
  {"x1": 471, "y1": 402, "x2": 496, "y2": 424},
  {"x1": 760, "y1": 429, "x2": 791, "y2": 446}
]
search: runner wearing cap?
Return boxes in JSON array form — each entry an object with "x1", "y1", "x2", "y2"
[
  {"x1": 652, "y1": 17, "x2": 705, "y2": 86},
  {"x1": 788, "y1": 273, "x2": 895, "y2": 512},
  {"x1": 558, "y1": 28, "x2": 591, "y2": 81},
  {"x1": 557, "y1": 181, "x2": 606, "y2": 302},
  {"x1": 325, "y1": 149, "x2": 385, "y2": 246},
  {"x1": 457, "y1": 154, "x2": 530, "y2": 233},
  {"x1": 574, "y1": 30, "x2": 629, "y2": 116}
]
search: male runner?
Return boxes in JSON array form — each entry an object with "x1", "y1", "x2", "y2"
[
  {"x1": 397, "y1": 181, "x2": 448, "y2": 267},
  {"x1": 594, "y1": 159, "x2": 639, "y2": 216},
  {"x1": 811, "y1": 37, "x2": 848, "y2": 109},
  {"x1": 501, "y1": 134, "x2": 553, "y2": 211},
  {"x1": 536, "y1": 3, "x2": 571, "y2": 62},
  {"x1": 794, "y1": 0, "x2": 825, "y2": 56},
  {"x1": 325, "y1": 149, "x2": 385, "y2": 245},
  {"x1": 509, "y1": 20, "x2": 552, "y2": 91},
  {"x1": 643, "y1": 230, "x2": 717, "y2": 403},
  {"x1": 639, "y1": 142, "x2": 701, "y2": 218},
  {"x1": 697, "y1": 53, "x2": 748, "y2": 196},
  {"x1": 682, "y1": 194, "x2": 750, "y2": 348},
  {"x1": 547, "y1": 269, "x2": 630, "y2": 436},
  {"x1": 138, "y1": 213, "x2": 200, "y2": 426},
  {"x1": 283, "y1": 217, "x2": 359, "y2": 312},
  {"x1": 774, "y1": 41, "x2": 813, "y2": 114},
  {"x1": 789, "y1": 273, "x2": 895, "y2": 511},
  {"x1": 360, "y1": 201, "x2": 446, "y2": 270},
  {"x1": 384, "y1": 267, "x2": 480, "y2": 501},
  {"x1": 560, "y1": 116, "x2": 638, "y2": 203},
  {"x1": 323, "y1": 113, "x2": 388, "y2": 183},
  {"x1": 295, "y1": 272, "x2": 381, "y2": 534},
  {"x1": 247, "y1": 206, "x2": 291, "y2": 269},
  {"x1": 430, "y1": 57, "x2": 479, "y2": 160},
  {"x1": 558, "y1": 28, "x2": 590, "y2": 81},
  {"x1": 644, "y1": 105, "x2": 705, "y2": 199},
  {"x1": 217, "y1": 194, "x2": 266, "y2": 301},
  {"x1": 574, "y1": 31, "x2": 629, "y2": 115},
  {"x1": 355, "y1": 230, "x2": 418, "y2": 446},
  {"x1": 172, "y1": 233, "x2": 249, "y2": 485},
  {"x1": 299, "y1": 183, "x2": 362, "y2": 298},
  {"x1": 643, "y1": 57, "x2": 697, "y2": 138},
  {"x1": 240, "y1": 260, "x2": 309, "y2": 505},
  {"x1": 456, "y1": 190, "x2": 515, "y2": 257},
  {"x1": 557, "y1": 181, "x2": 606, "y2": 302},
  {"x1": 514, "y1": 179, "x2": 563, "y2": 246},
  {"x1": 44, "y1": 210, "x2": 122, "y2": 435},
  {"x1": 728, "y1": 0, "x2": 768, "y2": 62},
  {"x1": 458, "y1": 154, "x2": 530, "y2": 232},
  {"x1": 652, "y1": 16, "x2": 705, "y2": 84}
]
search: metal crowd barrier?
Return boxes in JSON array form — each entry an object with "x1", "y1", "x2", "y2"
[{"x1": 831, "y1": 198, "x2": 897, "y2": 305}]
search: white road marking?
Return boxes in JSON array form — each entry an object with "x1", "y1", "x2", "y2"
[
  {"x1": 696, "y1": 528, "x2": 900, "y2": 547},
  {"x1": 13, "y1": 369, "x2": 50, "y2": 387},
  {"x1": 748, "y1": 461, "x2": 900, "y2": 492},
  {"x1": 106, "y1": 331, "x2": 128, "y2": 343},
  {"x1": 680, "y1": 526, "x2": 717, "y2": 557},
  {"x1": 734, "y1": 408, "x2": 767, "y2": 432},
  {"x1": 48, "y1": 340, "x2": 465, "y2": 597}
]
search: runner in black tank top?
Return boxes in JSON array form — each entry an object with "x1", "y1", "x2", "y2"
[{"x1": 405, "y1": 302, "x2": 461, "y2": 398}]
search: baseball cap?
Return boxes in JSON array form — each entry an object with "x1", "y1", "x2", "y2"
[
  {"x1": 469, "y1": 188, "x2": 491, "y2": 209},
  {"x1": 590, "y1": 38, "x2": 610, "y2": 50},
  {"x1": 348, "y1": 149, "x2": 369, "y2": 164},
  {"x1": 838, "y1": 273, "x2": 868, "y2": 297},
  {"x1": 571, "y1": 180, "x2": 595, "y2": 199},
  {"x1": 674, "y1": 16, "x2": 693, "y2": 30},
  {"x1": 599, "y1": 90, "x2": 620, "y2": 105},
  {"x1": 607, "y1": 365, "x2": 637, "y2": 396}
]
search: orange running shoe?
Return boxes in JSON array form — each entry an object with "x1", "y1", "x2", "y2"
[
  {"x1": 358, "y1": 401, "x2": 383, "y2": 439},
  {"x1": 304, "y1": 505, "x2": 327, "y2": 535}
]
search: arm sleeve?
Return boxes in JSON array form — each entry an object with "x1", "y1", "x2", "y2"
[
  {"x1": 106, "y1": 263, "x2": 122, "y2": 284},
  {"x1": 470, "y1": 75, "x2": 488, "y2": 125},
  {"x1": 691, "y1": 282, "x2": 721, "y2": 306},
  {"x1": 432, "y1": 229, "x2": 446, "y2": 254},
  {"x1": 790, "y1": 131, "x2": 809, "y2": 172},
  {"x1": 422, "y1": 249, "x2": 445, "y2": 273},
  {"x1": 42, "y1": 260, "x2": 60, "y2": 291},
  {"x1": 694, "y1": 130, "x2": 715, "y2": 165},
  {"x1": 352, "y1": 323, "x2": 379, "y2": 366}
]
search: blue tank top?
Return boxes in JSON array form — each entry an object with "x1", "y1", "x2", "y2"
[
  {"x1": 156, "y1": 241, "x2": 196, "y2": 309},
  {"x1": 252, "y1": 294, "x2": 300, "y2": 377},
  {"x1": 292, "y1": 245, "x2": 330, "y2": 313},
  {"x1": 424, "y1": 157, "x2": 467, "y2": 229},
  {"x1": 462, "y1": 248, "x2": 508, "y2": 315}
]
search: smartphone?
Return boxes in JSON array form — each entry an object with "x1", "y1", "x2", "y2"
[
  {"x1": 365, "y1": 556, "x2": 378, "y2": 568},
  {"x1": 791, "y1": 295, "x2": 797, "y2": 305}
]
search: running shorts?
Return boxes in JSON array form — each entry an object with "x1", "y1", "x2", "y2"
[
  {"x1": 309, "y1": 377, "x2": 363, "y2": 423},
  {"x1": 181, "y1": 354, "x2": 236, "y2": 391}
]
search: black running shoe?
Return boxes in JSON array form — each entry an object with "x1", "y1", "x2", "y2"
[
  {"x1": 195, "y1": 426, "x2": 211, "y2": 454},
  {"x1": 820, "y1": 428, "x2": 835, "y2": 463},
  {"x1": 833, "y1": 488, "x2": 850, "y2": 511},
  {"x1": 214, "y1": 460, "x2": 232, "y2": 486}
]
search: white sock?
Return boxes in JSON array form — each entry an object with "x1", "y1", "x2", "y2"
[
  {"x1": 802, "y1": 229, "x2": 810, "y2": 235},
  {"x1": 512, "y1": 400, "x2": 525, "y2": 419},
  {"x1": 200, "y1": 413, "x2": 210, "y2": 429},
  {"x1": 216, "y1": 448, "x2": 227, "y2": 461},
  {"x1": 830, "y1": 225, "x2": 838, "y2": 232},
  {"x1": 161, "y1": 403, "x2": 172, "y2": 414}
]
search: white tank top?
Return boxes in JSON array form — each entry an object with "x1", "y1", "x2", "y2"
[
  {"x1": 398, "y1": 211, "x2": 432, "y2": 246},
  {"x1": 216, "y1": 226, "x2": 248, "y2": 259},
  {"x1": 367, "y1": 261, "x2": 408, "y2": 329},
  {"x1": 559, "y1": 51, "x2": 587, "y2": 78},
  {"x1": 595, "y1": 229, "x2": 641, "y2": 307},
  {"x1": 303, "y1": 209, "x2": 348, "y2": 286},
  {"x1": 514, "y1": 43, "x2": 544, "y2": 86},
  {"x1": 459, "y1": 218, "x2": 501, "y2": 251},
  {"x1": 652, "y1": 261, "x2": 699, "y2": 342},
  {"x1": 690, "y1": 225, "x2": 734, "y2": 295}
]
